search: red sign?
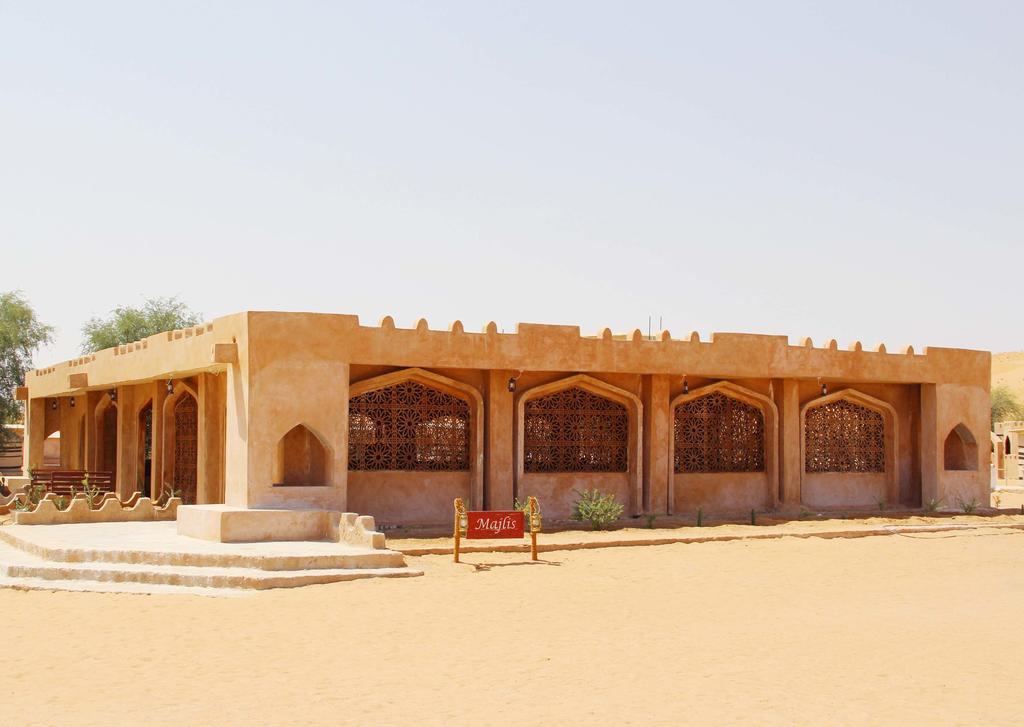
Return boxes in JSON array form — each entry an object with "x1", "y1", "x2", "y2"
[{"x1": 466, "y1": 511, "x2": 525, "y2": 539}]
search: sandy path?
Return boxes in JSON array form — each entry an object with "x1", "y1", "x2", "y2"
[{"x1": 2, "y1": 528, "x2": 1024, "y2": 726}]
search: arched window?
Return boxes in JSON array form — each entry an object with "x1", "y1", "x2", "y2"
[
  {"x1": 805, "y1": 399, "x2": 885, "y2": 473},
  {"x1": 523, "y1": 386, "x2": 628, "y2": 473},
  {"x1": 276, "y1": 424, "x2": 327, "y2": 485},
  {"x1": 943, "y1": 424, "x2": 977, "y2": 471},
  {"x1": 674, "y1": 391, "x2": 765, "y2": 473},
  {"x1": 348, "y1": 380, "x2": 470, "y2": 471}
]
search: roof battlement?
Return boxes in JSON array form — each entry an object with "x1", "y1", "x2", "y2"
[{"x1": 24, "y1": 310, "x2": 989, "y2": 398}]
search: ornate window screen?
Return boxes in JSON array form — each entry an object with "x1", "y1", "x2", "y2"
[
  {"x1": 173, "y1": 394, "x2": 198, "y2": 503},
  {"x1": 523, "y1": 386, "x2": 628, "y2": 473},
  {"x1": 674, "y1": 391, "x2": 765, "y2": 473},
  {"x1": 348, "y1": 380, "x2": 470, "y2": 471},
  {"x1": 804, "y1": 399, "x2": 885, "y2": 473}
]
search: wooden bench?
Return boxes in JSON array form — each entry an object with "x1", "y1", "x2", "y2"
[{"x1": 30, "y1": 470, "x2": 115, "y2": 498}]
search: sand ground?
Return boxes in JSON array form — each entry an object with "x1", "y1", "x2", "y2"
[{"x1": 2, "y1": 524, "x2": 1024, "y2": 726}]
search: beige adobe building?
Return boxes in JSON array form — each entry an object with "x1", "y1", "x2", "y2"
[
  {"x1": 994, "y1": 421, "x2": 1024, "y2": 483},
  {"x1": 17, "y1": 311, "x2": 990, "y2": 528}
]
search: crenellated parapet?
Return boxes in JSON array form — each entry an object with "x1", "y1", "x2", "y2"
[{"x1": 24, "y1": 310, "x2": 989, "y2": 398}]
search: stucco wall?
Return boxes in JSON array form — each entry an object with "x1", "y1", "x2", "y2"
[
  {"x1": 673, "y1": 472, "x2": 771, "y2": 512},
  {"x1": 802, "y1": 472, "x2": 888, "y2": 509},
  {"x1": 518, "y1": 472, "x2": 631, "y2": 521},
  {"x1": 348, "y1": 471, "x2": 470, "y2": 525}
]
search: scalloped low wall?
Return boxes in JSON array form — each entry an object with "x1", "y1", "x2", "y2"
[{"x1": 14, "y1": 495, "x2": 181, "y2": 525}]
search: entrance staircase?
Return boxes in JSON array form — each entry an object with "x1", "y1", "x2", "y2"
[{"x1": 0, "y1": 521, "x2": 422, "y2": 596}]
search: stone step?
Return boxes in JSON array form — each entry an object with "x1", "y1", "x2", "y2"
[
  {"x1": 0, "y1": 524, "x2": 406, "y2": 571},
  {"x1": 0, "y1": 559, "x2": 422, "y2": 590},
  {"x1": 0, "y1": 574, "x2": 253, "y2": 597}
]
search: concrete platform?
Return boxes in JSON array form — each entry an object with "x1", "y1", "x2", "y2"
[{"x1": 0, "y1": 521, "x2": 422, "y2": 595}]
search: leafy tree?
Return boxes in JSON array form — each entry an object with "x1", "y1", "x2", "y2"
[
  {"x1": 0, "y1": 291, "x2": 53, "y2": 439},
  {"x1": 991, "y1": 385, "x2": 1024, "y2": 426},
  {"x1": 81, "y1": 296, "x2": 201, "y2": 353}
]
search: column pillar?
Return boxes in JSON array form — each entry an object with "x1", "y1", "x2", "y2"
[
  {"x1": 150, "y1": 381, "x2": 168, "y2": 502},
  {"x1": 114, "y1": 386, "x2": 136, "y2": 498},
  {"x1": 780, "y1": 379, "x2": 802, "y2": 506},
  {"x1": 197, "y1": 372, "x2": 226, "y2": 504},
  {"x1": 485, "y1": 370, "x2": 515, "y2": 510},
  {"x1": 643, "y1": 374, "x2": 671, "y2": 514},
  {"x1": 920, "y1": 384, "x2": 939, "y2": 505},
  {"x1": 23, "y1": 397, "x2": 46, "y2": 475}
]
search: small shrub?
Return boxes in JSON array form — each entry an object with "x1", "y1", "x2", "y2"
[
  {"x1": 956, "y1": 496, "x2": 979, "y2": 514},
  {"x1": 798, "y1": 506, "x2": 811, "y2": 520},
  {"x1": 80, "y1": 474, "x2": 103, "y2": 507},
  {"x1": 571, "y1": 489, "x2": 624, "y2": 530},
  {"x1": 923, "y1": 498, "x2": 942, "y2": 513},
  {"x1": 696, "y1": 507, "x2": 703, "y2": 527},
  {"x1": 645, "y1": 514, "x2": 656, "y2": 529},
  {"x1": 53, "y1": 495, "x2": 68, "y2": 511},
  {"x1": 875, "y1": 497, "x2": 887, "y2": 512}
]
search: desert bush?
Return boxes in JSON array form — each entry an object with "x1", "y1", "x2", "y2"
[
  {"x1": 956, "y1": 496, "x2": 979, "y2": 514},
  {"x1": 923, "y1": 498, "x2": 943, "y2": 513},
  {"x1": 571, "y1": 489, "x2": 624, "y2": 530}
]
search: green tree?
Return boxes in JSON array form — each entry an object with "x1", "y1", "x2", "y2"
[
  {"x1": 991, "y1": 385, "x2": 1024, "y2": 426},
  {"x1": 81, "y1": 296, "x2": 201, "y2": 353},
  {"x1": 0, "y1": 291, "x2": 54, "y2": 439}
]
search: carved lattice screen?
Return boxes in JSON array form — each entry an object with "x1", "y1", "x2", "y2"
[
  {"x1": 804, "y1": 399, "x2": 885, "y2": 473},
  {"x1": 523, "y1": 386, "x2": 628, "y2": 473},
  {"x1": 348, "y1": 380, "x2": 470, "y2": 471},
  {"x1": 173, "y1": 395, "x2": 198, "y2": 503},
  {"x1": 674, "y1": 391, "x2": 765, "y2": 473}
]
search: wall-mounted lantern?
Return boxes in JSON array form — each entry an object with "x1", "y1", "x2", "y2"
[
  {"x1": 166, "y1": 378, "x2": 174, "y2": 395},
  {"x1": 69, "y1": 397, "x2": 75, "y2": 408},
  {"x1": 109, "y1": 389, "x2": 117, "y2": 403},
  {"x1": 51, "y1": 399, "x2": 58, "y2": 410},
  {"x1": 507, "y1": 371, "x2": 522, "y2": 393},
  {"x1": 683, "y1": 375, "x2": 689, "y2": 395}
]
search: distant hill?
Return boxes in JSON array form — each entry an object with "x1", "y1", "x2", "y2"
[{"x1": 993, "y1": 352, "x2": 1024, "y2": 401}]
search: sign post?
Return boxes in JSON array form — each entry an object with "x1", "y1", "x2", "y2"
[{"x1": 453, "y1": 497, "x2": 542, "y2": 563}]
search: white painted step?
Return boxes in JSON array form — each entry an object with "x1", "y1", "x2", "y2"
[
  {"x1": 1, "y1": 559, "x2": 422, "y2": 590},
  {"x1": 0, "y1": 574, "x2": 252, "y2": 597}
]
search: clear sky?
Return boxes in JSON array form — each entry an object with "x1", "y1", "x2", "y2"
[{"x1": 2, "y1": 1, "x2": 1021, "y2": 366}]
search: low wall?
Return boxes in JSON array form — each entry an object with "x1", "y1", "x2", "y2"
[
  {"x1": 673, "y1": 472, "x2": 771, "y2": 513},
  {"x1": 518, "y1": 472, "x2": 630, "y2": 521},
  {"x1": 802, "y1": 472, "x2": 887, "y2": 509},
  {"x1": 14, "y1": 494, "x2": 181, "y2": 525},
  {"x1": 348, "y1": 471, "x2": 471, "y2": 525}
]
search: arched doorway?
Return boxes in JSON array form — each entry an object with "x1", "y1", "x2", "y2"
[
  {"x1": 137, "y1": 402, "x2": 153, "y2": 498},
  {"x1": 173, "y1": 393, "x2": 198, "y2": 504},
  {"x1": 100, "y1": 404, "x2": 118, "y2": 479}
]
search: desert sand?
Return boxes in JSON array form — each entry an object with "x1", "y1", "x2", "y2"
[{"x1": 2, "y1": 523, "x2": 1024, "y2": 726}]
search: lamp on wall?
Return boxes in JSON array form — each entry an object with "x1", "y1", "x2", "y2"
[
  {"x1": 166, "y1": 378, "x2": 174, "y2": 395},
  {"x1": 819, "y1": 379, "x2": 828, "y2": 397},
  {"x1": 683, "y1": 375, "x2": 689, "y2": 395},
  {"x1": 507, "y1": 371, "x2": 522, "y2": 393},
  {"x1": 50, "y1": 399, "x2": 57, "y2": 410},
  {"x1": 109, "y1": 388, "x2": 117, "y2": 403},
  {"x1": 69, "y1": 397, "x2": 75, "y2": 408}
]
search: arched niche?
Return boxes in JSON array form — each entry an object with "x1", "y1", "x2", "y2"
[
  {"x1": 668, "y1": 381, "x2": 779, "y2": 513},
  {"x1": 943, "y1": 423, "x2": 978, "y2": 471},
  {"x1": 800, "y1": 389, "x2": 899, "y2": 508},
  {"x1": 347, "y1": 367, "x2": 484, "y2": 519},
  {"x1": 515, "y1": 374, "x2": 643, "y2": 518},
  {"x1": 275, "y1": 423, "x2": 329, "y2": 486}
]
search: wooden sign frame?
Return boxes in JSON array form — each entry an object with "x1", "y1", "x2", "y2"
[{"x1": 453, "y1": 496, "x2": 541, "y2": 563}]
